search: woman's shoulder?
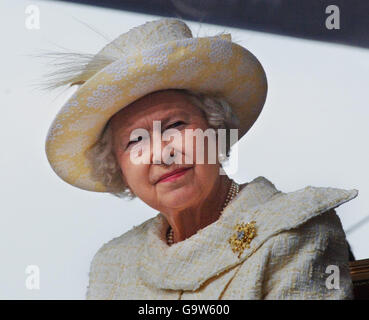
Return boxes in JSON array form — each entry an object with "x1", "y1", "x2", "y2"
[
  {"x1": 247, "y1": 176, "x2": 359, "y2": 231},
  {"x1": 90, "y1": 215, "x2": 158, "y2": 264},
  {"x1": 86, "y1": 215, "x2": 161, "y2": 299}
]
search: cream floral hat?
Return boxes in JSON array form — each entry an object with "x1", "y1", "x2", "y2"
[{"x1": 45, "y1": 18, "x2": 267, "y2": 192}]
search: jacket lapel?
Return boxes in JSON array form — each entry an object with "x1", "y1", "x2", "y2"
[{"x1": 137, "y1": 176, "x2": 358, "y2": 292}]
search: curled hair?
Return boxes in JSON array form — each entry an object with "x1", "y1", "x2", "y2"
[{"x1": 86, "y1": 89, "x2": 240, "y2": 199}]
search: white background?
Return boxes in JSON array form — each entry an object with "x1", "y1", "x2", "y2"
[{"x1": 0, "y1": 0, "x2": 368, "y2": 299}]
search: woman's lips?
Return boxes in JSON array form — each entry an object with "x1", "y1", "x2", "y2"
[{"x1": 157, "y1": 167, "x2": 192, "y2": 183}]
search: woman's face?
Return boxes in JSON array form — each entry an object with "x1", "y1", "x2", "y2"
[{"x1": 111, "y1": 90, "x2": 221, "y2": 212}]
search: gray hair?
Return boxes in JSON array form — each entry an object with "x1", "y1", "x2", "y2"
[{"x1": 85, "y1": 88, "x2": 240, "y2": 199}]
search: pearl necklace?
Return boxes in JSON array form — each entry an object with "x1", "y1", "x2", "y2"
[{"x1": 166, "y1": 180, "x2": 240, "y2": 246}]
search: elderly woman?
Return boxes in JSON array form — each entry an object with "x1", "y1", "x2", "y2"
[{"x1": 45, "y1": 18, "x2": 358, "y2": 299}]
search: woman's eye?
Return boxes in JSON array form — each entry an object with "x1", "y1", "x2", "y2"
[{"x1": 127, "y1": 135, "x2": 143, "y2": 147}]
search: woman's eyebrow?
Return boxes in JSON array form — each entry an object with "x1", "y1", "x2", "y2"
[{"x1": 162, "y1": 111, "x2": 190, "y2": 125}]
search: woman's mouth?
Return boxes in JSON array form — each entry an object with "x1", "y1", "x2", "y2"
[{"x1": 157, "y1": 167, "x2": 193, "y2": 183}]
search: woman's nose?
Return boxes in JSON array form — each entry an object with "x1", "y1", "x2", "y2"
[{"x1": 151, "y1": 137, "x2": 179, "y2": 165}]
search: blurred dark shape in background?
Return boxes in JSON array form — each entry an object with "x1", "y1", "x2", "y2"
[{"x1": 51, "y1": 0, "x2": 369, "y2": 48}]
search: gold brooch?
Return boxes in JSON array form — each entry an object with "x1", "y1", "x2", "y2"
[{"x1": 228, "y1": 221, "x2": 257, "y2": 258}]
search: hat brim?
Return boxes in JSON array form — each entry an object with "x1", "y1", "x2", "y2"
[{"x1": 45, "y1": 36, "x2": 267, "y2": 192}]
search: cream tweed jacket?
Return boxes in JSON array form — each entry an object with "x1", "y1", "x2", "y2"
[{"x1": 86, "y1": 176, "x2": 358, "y2": 300}]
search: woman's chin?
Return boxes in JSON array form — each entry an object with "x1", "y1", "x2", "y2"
[{"x1": 157, "y1": 184, "x2": 199, "y2": 209}]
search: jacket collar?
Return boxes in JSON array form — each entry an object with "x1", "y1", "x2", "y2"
[{"x1": 137, "y1": 176, "x2": 358, "y2": 291}]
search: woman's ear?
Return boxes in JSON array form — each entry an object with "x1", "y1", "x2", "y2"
[{"x1": 120, "y1": 171, "x2": 135, "y2": 195}]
